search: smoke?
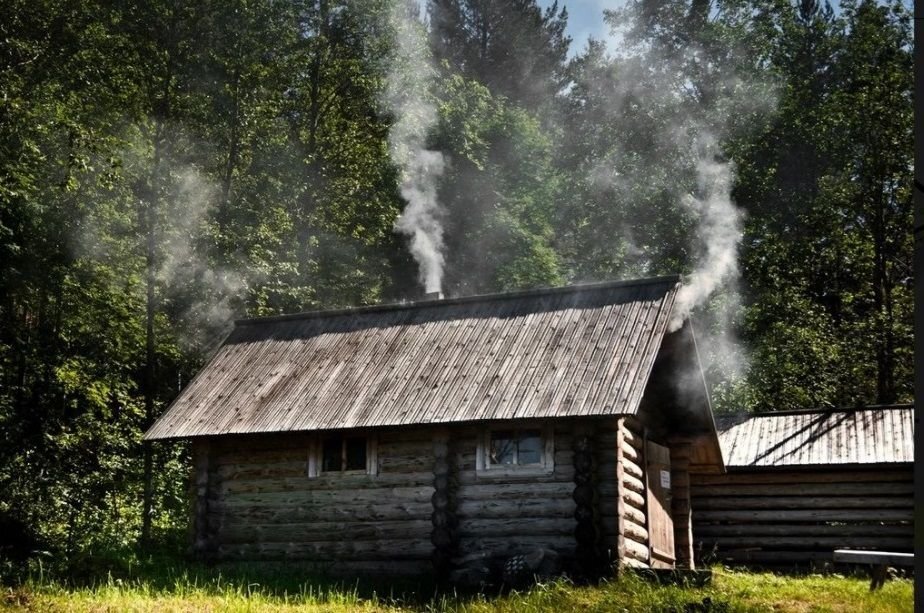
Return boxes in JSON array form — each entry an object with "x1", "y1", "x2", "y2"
[
  {"x1": 669, "y1": 135, "x2": 744, "y2": 332},
  {"x1": 158, "y1": 168, "x2": 251, "y2": 349},
  {"x1": 383, "y1": 1, "x2": 446, "y2": 294},
  {"x1": 77, "y1": 131, "x2": 252, "y2": 352}
]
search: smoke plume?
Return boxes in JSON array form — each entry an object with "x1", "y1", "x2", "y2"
[
  {"x1": 383, "y1": 2, "x2": 446, "y2": 294},
  {"x1": 669, "y1": 136, "x2": 744, "y2": 332}
]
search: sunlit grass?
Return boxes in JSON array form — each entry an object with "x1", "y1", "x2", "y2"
[{"x1": 2, "y1": 564, "x2": 913, "y2": 612}]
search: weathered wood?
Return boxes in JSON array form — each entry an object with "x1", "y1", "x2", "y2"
[
  {"x1": 623, "y1": 473, "x2": 645, "y2": 495},
  {"x1": 690, "y1": 469, "x2": 913, "y2": 486},
  {"x1": 215, "y1": 501, "x2": 433, "y2": 523},
  {"x1": 219, "y1": 519, "x2": 432, "y2": 544},
  {"x1": 624, "y1": 518, "x2": 648, "y2": 542},
  {"x1": 457, "y1": 518, "x2": 574, "y2": 538},
  {"x1": 694, "y1": 496, "x2": 911, "y2": 510},
  {"x1": 457, "y1": 481, "x2": 572, "y2": 501},
  {"x1": 217, "y1": 539, "x2": 433, "y2": 561},
  {"x1": 457, "y1": 535, "x2": 577, "y2": 556},
  {"x1": 620, "y1": 440, "x2": 640, "y2": 463},
  {"x1": 620, "y1": 457, "x2": 644, "y2": 481},
  {"x1": 833, "y1": 550, "x2": 914, "y2": 566},
  {"x1": 220, "y1": 472, "x2": 435, "y2": 494},
  {"x1": 614, "y1": 417, "x2": 628, "y2": 564},
  {"x1": 691, "y1": 481, "x2": 914, "y2": 498},
  {"x1": 601, "y1": 495, "x2": 644, "y2": 525},
  {"x1": 621, "y1": 487, "x2": 645, "y2": 509},
  {"x1": 220, "y1": 486, "x2": 434, "y2": 507},
  {"x1": 457, "y1": 497, "x2": 574, "y2": 519},
  {"x1": 694, "y1": 508, "x2": 913, "y2": 522},
  {"x1": 704, "y1": 536, "x2": 912, "y2": 550},
  {"x1": 624, "y1": 537, "x2": 649, "y2": 563},
  {"x1": 693, "y1": 523, "x2": 913, "y2": 538}
]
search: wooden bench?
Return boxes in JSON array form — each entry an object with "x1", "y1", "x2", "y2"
[{"x1": 833, "y1": 549, "x2": 914, "y2": 590}]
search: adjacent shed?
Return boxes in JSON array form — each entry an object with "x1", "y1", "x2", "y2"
[
  {"x1": 691, "y1": 405, "x2": 914, "y2": 568},
  {"x1": 145, "y1": 276, "x2": 725, "y2": 579}
]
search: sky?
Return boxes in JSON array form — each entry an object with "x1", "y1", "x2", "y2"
[{"x1": 538, "y1": 0, "x2": 627, "y2": 57}]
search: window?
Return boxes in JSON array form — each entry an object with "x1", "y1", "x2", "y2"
[
  {"x1": 477, "y1": 424, "x2": 553, "y2": 473},
  {"x1": 306, "y1": 434, "x2": 377, "y2": 477}
]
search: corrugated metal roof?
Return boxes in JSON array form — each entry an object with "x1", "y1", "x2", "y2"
[
  {"x1": 716, "y1": 406, "x2": 914, "y2": 467},
  {"x1": 145, "y1": 276, "x2": 682, "y2": 440}
]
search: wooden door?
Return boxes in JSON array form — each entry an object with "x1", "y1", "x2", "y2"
[{"x1": 645, "y1": 440, "x2": 675, "y2": 567}]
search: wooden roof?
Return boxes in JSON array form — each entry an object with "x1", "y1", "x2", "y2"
[
  {"x1": 145, "y1": 276, "x2": 685, "y2": 440},
  {"x1": 716, "y1": 405, "x2": 914, "y2": 468}
]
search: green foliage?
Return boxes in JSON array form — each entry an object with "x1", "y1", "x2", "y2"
[
  {"x1": 0, "y1": 0, "x2": 913, "y2": 572},
  {"x1": 1, "y1": 565, "x2": 913, "y2": 612}
]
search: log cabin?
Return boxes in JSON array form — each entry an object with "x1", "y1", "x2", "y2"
[
  {"x1": 145, "y1": 276, "x2": 725, "y2": 580},
  {"x1": 692, "y1": 405, "x2": 914, "y2": 569}
]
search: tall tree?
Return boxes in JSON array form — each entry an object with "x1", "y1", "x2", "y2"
[{"x1": 428, "y1": 0, "x2": 571, "y2": 111}]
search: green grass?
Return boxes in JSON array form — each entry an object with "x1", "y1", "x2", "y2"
[{"x1": 1, "y1": 564, "x2": 912, "y2": 612}]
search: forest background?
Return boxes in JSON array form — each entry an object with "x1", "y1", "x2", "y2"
[{"x1": 0, "y1": 0, "x2": 912, "y2": 573}]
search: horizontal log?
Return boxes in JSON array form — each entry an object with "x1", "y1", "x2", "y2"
[
  {"x1": 456, "y1": 469, "x2": 573, "y2": 486},
  {"x1": 620, "y1": 441, "x2": 639, "y2": 463},
  {"x1": 622, "y1": 488, "x2": 646, "y2": 509},
  {"x1": 623, "y1": 473, "x2": 645, "y2": 495},
  {"x1": 221, "y1": 486, "x2": 434, "y2": 508},
  {"x1": 378, "y1": 456, "x2": 434, "y2": 472},
  {"x1": 691, "y1": 481, "x2": 914, "y2": 498},
  {"x1": 622, "y1": 459, "x2": 644, "y2": 481},
  {"x1": 624, "y1": 537, "x2": 649, "y2": 563},
  {"x1": 457, "y1": 518, "x2": 574, "y2": 538},
  {"x1": 701, "y1": 536, "x2": 912, "y2": 551},
  {"x1": 599, "y1": 497, "x2": 644, "y2": 525},
  {"x1": 220, "y1": 472, "x2": 434, "y2": 494},
  {"x1": 710, "y1": 550, "x2": 835, "y2": 564},
  {"x1": 457, "y1": 497, "x2": 575, "y2": 519},
  {"x1": 214, "y1": 501, "x2": 432, "y2": 523},
  {"x1": 457, "y1": 482, "x2": 572, "y2": 501},
  {"x1": 216, "y1": 539, "x2": 432, "y2": 561},
  {"x1": 218, "y1": 519, "x2": 433, "y2": 544},
  {"x1": 693, "y1": 523, "x2": 913, "y2": 538},
  {"x1": 621, "y1": 557, "x2": 649, "y2": 569},
  {"x1": 218, "y1": 461, "x2": 307, "y2": 481},
  {"x1": 694, "y1": 496, "x2": 911, "y2": 511},
  {"x1": 693, "y1": 508, "x2": 913, "y2": 523},
  {"x1": 620, "y1": 425, "x2": 643, "y2": 450},
  {"x1": 458, "y1": 535, "x2": 576, "y2": 556},
  {"x1": 690, "y1": 470, "x2": 912, "y2": 486},
  {"x1": 624, "y1": 519, "x2": 648, "y2": 542}
]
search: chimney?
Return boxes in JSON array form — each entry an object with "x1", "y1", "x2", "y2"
[{"x1": 424, "y1": 291, "x2": 444, "y2": 301}]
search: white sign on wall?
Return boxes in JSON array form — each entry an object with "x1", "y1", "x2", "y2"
[{"x1": 660, "y1": 469, "x2": 671, "y2": 489}]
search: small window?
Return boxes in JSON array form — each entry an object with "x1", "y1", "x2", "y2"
[
  {"x1": 489, "y1": 429, "x2": 543, "y2": 466},
  {"x1": 309, "y1": 434, "x2": 376, "y2": 477},
  {"x1": 478, "y1": 424, "x2": 553, "y2": 473}
]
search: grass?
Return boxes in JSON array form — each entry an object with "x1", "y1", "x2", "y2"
[{"x1": 1, "y1": 563, "x2": 913, "y2": 612}]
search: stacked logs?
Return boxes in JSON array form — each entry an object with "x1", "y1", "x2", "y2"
[
  {"x1": 431, "y1": 430, "x2": 459, "y2": 584},
  {"x1": 572, "y1": 432, "x2": 603, "y2": 579}
]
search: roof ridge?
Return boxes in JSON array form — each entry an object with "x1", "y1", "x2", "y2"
[
  {"x1": 718, "y1": 403, "x2": 913, "y2": 420},
  {"x1": 234, "y1": 275, "x2": 682, "y2": 327}
]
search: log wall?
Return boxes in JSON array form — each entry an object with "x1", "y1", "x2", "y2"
[
  {"x1": 452, "y1": 423, "x2": 577, "y2": 562},
  {"x1": 691, "y1": 466, "x2": 913, "y2": 568},
  {"x1": 598, "y1": 418, "x2": 650, "y2": 568},
  {"x1": 202, "y1": 430, "x2": 435, "y2": 575},
  {"x1": 189, "y1": 417, "x2": 662, "y2": 575}
]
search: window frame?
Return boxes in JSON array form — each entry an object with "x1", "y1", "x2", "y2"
[
  {"x1": 306, "y1": 433, "x2": 377, "y2": 478},
  {"x1": 476, "y1": 423, "x2": 554, "y2": 475}
]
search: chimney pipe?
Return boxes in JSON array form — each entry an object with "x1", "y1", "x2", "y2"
[{"x1": 424, "y1": 291, "x2": 443, "y2": 301}]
